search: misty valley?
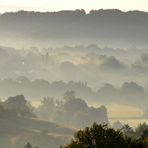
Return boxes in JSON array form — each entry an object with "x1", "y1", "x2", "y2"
[{"x1": 0, "y1": 9, "x2": 148, "y2": 148}]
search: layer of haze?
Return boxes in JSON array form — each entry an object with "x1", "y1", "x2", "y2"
[
  {"x1": 0, "y1": 0, "x2": 148, "y2": 13},
  {"x1": 0, "y1": 5, "x2": 148, "y2": 147}
]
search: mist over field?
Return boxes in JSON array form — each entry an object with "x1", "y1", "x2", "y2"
[{"x1": 1, "y1": 9, "x2": 148, "y2": 148}]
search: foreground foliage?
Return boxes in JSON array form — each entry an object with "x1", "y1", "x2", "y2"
[{"x1": 61, "y1": 123, "x2": 147, "y2": 148}]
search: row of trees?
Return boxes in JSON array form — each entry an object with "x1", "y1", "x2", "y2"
[{"x1": 36, "y1": 90, "x2": 108, "y2": 128}]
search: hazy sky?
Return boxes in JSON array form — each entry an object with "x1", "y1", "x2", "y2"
[{"x1": 0, "y1": 0, "x2": 148, "y2": 13}]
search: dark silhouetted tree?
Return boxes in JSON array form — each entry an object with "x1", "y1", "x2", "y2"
[{"x1": 61, "y1": 123, "x2": 146, "y2": 148}]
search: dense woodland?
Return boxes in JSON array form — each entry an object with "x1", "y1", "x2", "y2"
[{"x1": 1, "y1": 10, "x2": 148, "y2": 47}]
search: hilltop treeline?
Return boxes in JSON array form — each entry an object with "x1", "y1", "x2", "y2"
[
  {"x1": 0, "y1": 9, "x2": 148, "y2": 47},
  {"x1": 0, "y1": 77, "x2": 147, "y2": 107}
]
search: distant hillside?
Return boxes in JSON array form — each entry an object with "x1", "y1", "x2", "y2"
[
  {"x1": 0, "y1": 9, "x2": 148, "y2": 47},
  {"x1": 0, "y1": 117, "x2": 74, "y2": 148}
]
